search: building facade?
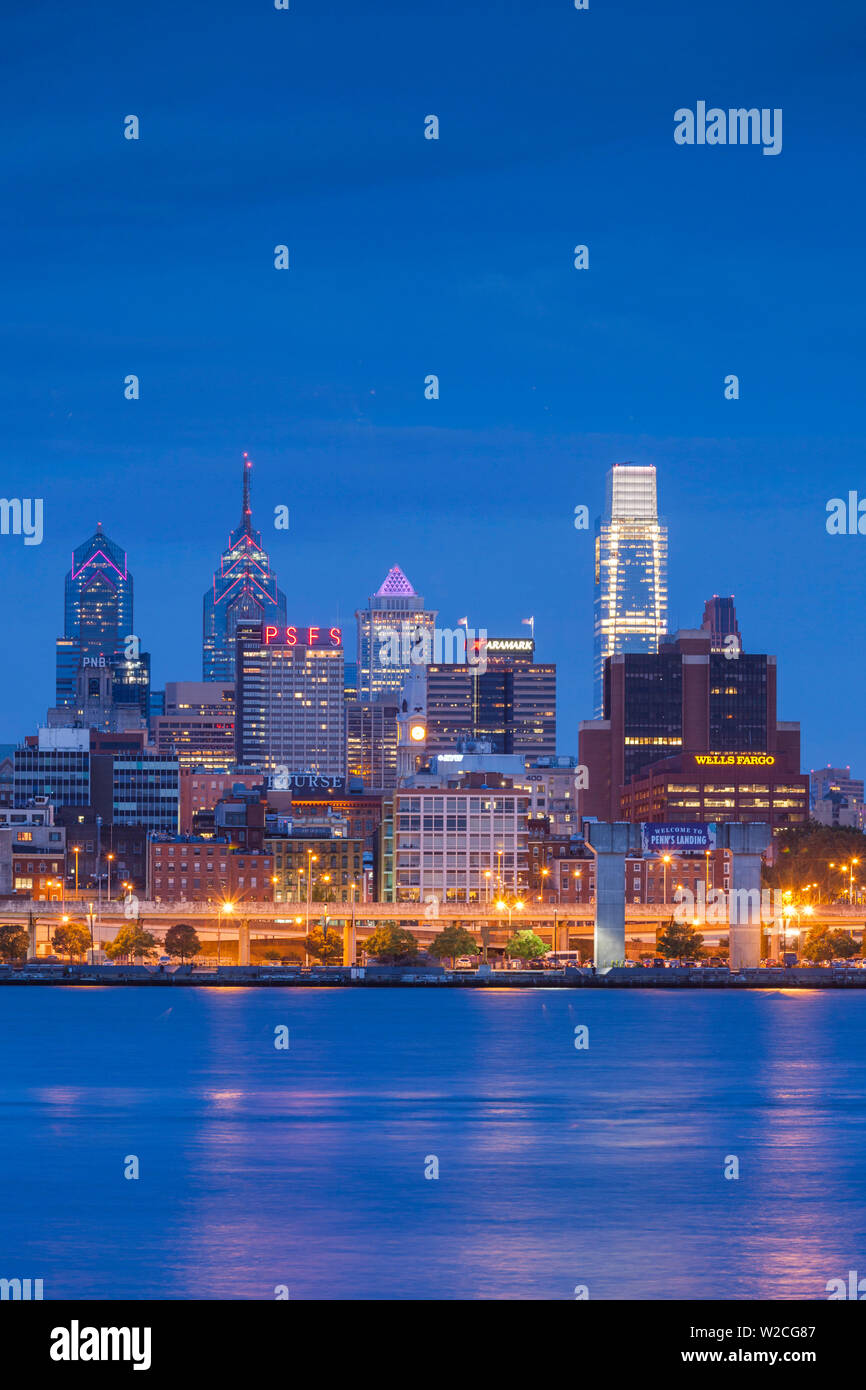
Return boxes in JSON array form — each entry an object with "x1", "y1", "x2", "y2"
[
  {"x1": 55, "y1": 523, "x2": 137, "y2": 709},
  {"x1": 202, "y1": 455, "x2": 288, "y2": 682},
  {"x1": 387, "y1": 774, "x2": 530, "y2": 904},
  {"x1": 0, "y1": 804, "x2": 66, "y2": 900},
  {"x1": 14, "y1": 729, "x2": 91, "y2": 808},
  {"x1": 235, "y1": 623, "x2": 346, "y2": 778},
  {"x1": 355, "y1": 566, "x2": 437, "y2": 701},
  {"x1": 113, "y1": 752, "x2": 180, "y2": 833},
  {"x1": 148, "y1": 835, "x2": 273, "y2": 903},
  {"x1": 345, "y1": 697, "x2": 399, "y2": 790},
  {"x1": 151, "y1": 681, "x2": 236, "y2": 773},
  {"x1": 593, "y1": 463, "x2": 668, "y2": 716},
  {"x1": 425, "y1": 642, "x2": 556, "y2": 760},
  {"x1": 267, "y1": 824, "x2": 364, "y2": 903},
  {"x1": 580, "y1": 626, "x2": 808, "y2": 829}
]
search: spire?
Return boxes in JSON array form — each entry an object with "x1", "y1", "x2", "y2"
[{"x1": 241, "y1": 452, "x2": 253, "y2": 534}]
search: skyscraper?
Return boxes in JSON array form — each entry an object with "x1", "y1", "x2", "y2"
[
  {"x1": 355, "y1": 566, "x2": 437, "y2": 701},
  {"x1": 701, "y1": 595, "x2": 740, "y2": 653},
  {"x1": 425, "y1": 639, "x2": 557, "y2": 759},
  {"x1": 234, "y1": 622, "x2": 346, "y2": 778},
  {"x1": 203, "y1": 455, "x2": 287, "y2": 682},
  {"x1": 55, "y1": 523, "x2": 135, "y2": 707},
  {"x1": 580, "y1": 625, "x2": 808, "y2": 828},
  {"x1": 593, "y1": 464, "x2": 668, "y2": 715}
]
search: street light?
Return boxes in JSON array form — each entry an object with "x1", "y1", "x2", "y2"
[
  {"x1": 661, "y1": 853, "x2": 671, "y2": 906},
  {"x1": 218, "y1": 900, "x2": 234, "y2": 967},
  {"x1": 106, "y1": 852, "x2": 115, "y2": 903},
  {"x1": 305, "y1": 852, "x2": 318, "y2": 935},
  {"x1": 72, "y1": 846, "x2": 81, "y2": 899}
]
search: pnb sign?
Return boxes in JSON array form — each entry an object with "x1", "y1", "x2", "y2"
[{"x1": 641, "y1": 822, "x2": 716, "y2": 853}]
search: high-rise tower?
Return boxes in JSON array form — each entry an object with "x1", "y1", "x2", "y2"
[
  {"x1": 593, "y1": 463, "x2": 668, "y2": 715},
  {"x1": 355, "y1": 566, "x2": 437, "y2": 701},
  {"x1": 203, "y1": 454, "x2": 287, "y2": 682},
  {"x1": 55, "y1": 523, "x2": 135, "y2": 708}
]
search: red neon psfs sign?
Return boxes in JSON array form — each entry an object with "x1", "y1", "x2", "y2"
[{"x1": 262, "y1": 625, "x2": 342, "y2": 648}]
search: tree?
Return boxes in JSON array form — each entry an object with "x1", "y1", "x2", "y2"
[
  {"x1": 656, "y1": 920, "x2": 705, "y2": 961},
  {"x1": 104, "y1": 924, "x2": 158, "y2": 963},
  {"x1": 0, "y1": 925, "x2": 28, "y2": 962},
  {"x1": 363, "y1": 924, "x2": 419, "y2": 964},
  {"x1": 800, "y1": 926, "x2": 860, "y2": 964},
  {"x1": 429, "y1": 924, "x2": 479, "y2": 965},
  {"x1": 52, "y1": 923, "x2": 91, "y2": 962},
  {"x1": 764, "y1": 822, "x2": 866, "y2": 902},
  {"x1": 504, "y1": 929, "x2": 547, "y2": 963},
  {"x1": 164, "y1": 923, "x2": 202, "y2": 964},
  {"x1": 305, "y1": 926, "x2": 343, "y2": 964}
]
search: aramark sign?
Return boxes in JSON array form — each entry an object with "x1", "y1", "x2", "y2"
[{"x1": 641, "y1": 822, "x2": 716, "y2": 853}]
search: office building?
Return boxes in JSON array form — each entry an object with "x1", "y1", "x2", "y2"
[
  {"x1": 113, "y1": 752, "x2": 180, "y2": 833},
  {"x1": 47, "y1": 662, "x2": 148, "y2": 734},
  {"x1": 267, "y1": 823, "x2": 364, "y2": 904},
  {"x1": 234, "y1": 623, "x2": 346, "y2": 778},
  {"x1": 148, "y1": 835, "x2": 272, "y2": 902},
  {"x1": 593, "y1": 464, "x2": 668, "y2": 715},
  {"x1": 425, "y1": 639, "x2": 556, "y2": 759},
  {"x1": 386, "y1": 773, "x2": 530, "y2": 904},
  {"x1": 0, "y1": 804, "x2": 66, "y2": 900},
  {"x1": 151, "y1": 682, "x2": 236, "y2": 773},
  {"x1": 14, "y1": 728, "x2": 91, "y2": 808},
  {"x1": 346, "y1": 697, "x2": 399, "y2": 790},
  {"x1": 55, "y1": 523, "x2": 138, "y2": 709},
  {"x1": 701, "y1": 596, "x2": 740, "y2": 653},
  {"x1": 179, "y1": 771, "x2": 264, "y2": 834},
  {"x1": 810, "y1": 765, "x2": 864, "y2": 808},
  {"x1": 203, "y1": 455, "x2": 288, "y2": 682},
  {"x1": 355, "y1": 566, "x2": 437, "y2": 701},
  {"x1": 580, "y1": 625, "x2": 808, "y2": 829}
]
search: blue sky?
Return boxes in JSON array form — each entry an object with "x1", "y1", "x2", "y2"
[{"x1": 1, "y1": 0, "x2": 864, "y2": 772}]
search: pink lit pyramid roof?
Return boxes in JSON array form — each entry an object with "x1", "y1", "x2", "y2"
[{"x1": 375, "y1": 565, "x2": 416, "y2": 597}]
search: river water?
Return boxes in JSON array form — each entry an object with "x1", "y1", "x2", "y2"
[{"x1": 2, "y1": 986, "x2": 864, "y2": 1300}]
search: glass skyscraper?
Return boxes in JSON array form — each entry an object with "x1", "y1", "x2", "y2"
[
  {"x1": 55, "y1": 523, "x2": 135, "y2": 708},
  {"x1": 593, "y1": 464, "x2": 668, "y2": 716},
  {"x1": 202, "y1": 455, "x2": 287, "y2": 682},
  {"x1": 355, "y1": 566, "x2": 437, "y2": 701}
]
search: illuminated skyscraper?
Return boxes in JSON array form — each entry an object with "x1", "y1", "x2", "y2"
[
  {"x1": 355, "y1": 566, "x2": 437, "y2": 701},
  {"x1": 593, "y1": 464, "x2": 668, "y2": 715},
  {"x1": 55, "y1": 523, "x2": 135, "y2": 708},
  {"x1": 203, "y1": 455, "x2": 287, "y2": 682}
]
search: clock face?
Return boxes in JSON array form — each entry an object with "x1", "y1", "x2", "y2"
[{"x1": 410, "y1": 723, "x2": 426, "y2": 742}]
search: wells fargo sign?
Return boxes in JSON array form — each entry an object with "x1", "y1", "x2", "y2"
[{"x1": 693, "y1": 753, "x2": 775, "y2": 766}]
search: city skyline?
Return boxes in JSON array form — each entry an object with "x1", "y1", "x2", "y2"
[{"x1": 3, "y1": 452, "x2": 840, "y2": 783}]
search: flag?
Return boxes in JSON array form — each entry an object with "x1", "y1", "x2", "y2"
[{"x1": 457, "y1": 616, "x2": 468, "y2": 626}]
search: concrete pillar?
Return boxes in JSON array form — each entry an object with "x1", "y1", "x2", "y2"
[
  {"x1": 552, "y1": 918, "x2": 569, "y2": 954},
  {"x1": 717, "y1": 824, "x2": 772, "y2": 970},
  {"x1": 343, "y1": 920, "x2": 356, "y2": 967},
  {"x1": 585, "y1": 822, "x2": 643, "y2": 970},
  {"x1": 28, "y1": 915, "x2": 36, "y2": 960},
  {"x1": 237, "y1": 919, "x2": 250, "y2": 967}
]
